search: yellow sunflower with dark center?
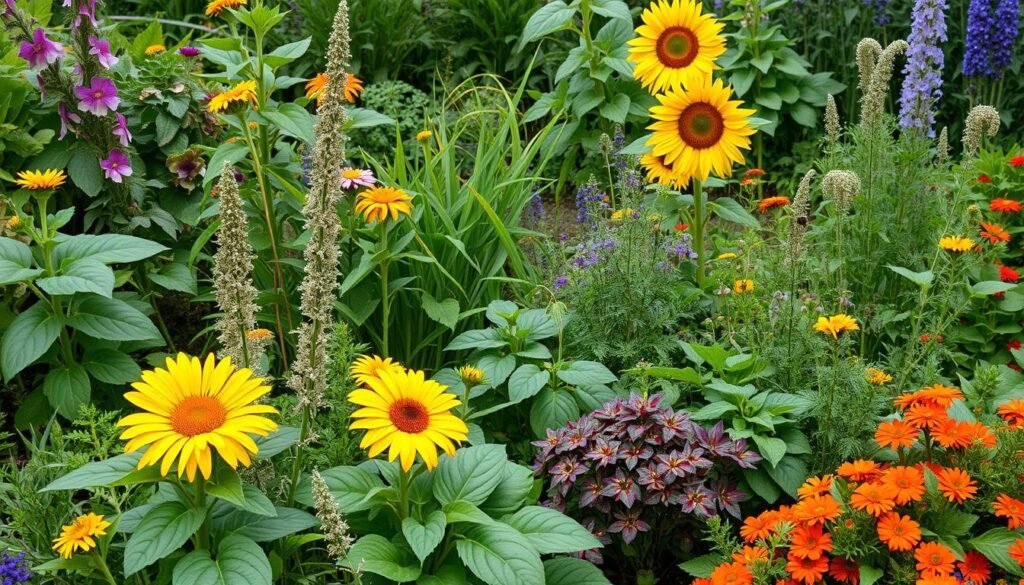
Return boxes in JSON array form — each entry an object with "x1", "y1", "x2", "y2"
[
  {"x1": 628, "y1": 0, "x2": 726, "y2": 93},
  {"x1": 641, "y1": 153, "x2": 680, "y2": 186},
  {"x1": 351, "y1": 354, "x2": 405, "y2": 385},
  {"x1": 647, "y1": 76, "x2": 756, "y2": 187},
  {"x1": 355, "y1": 186, "x2": 413, "y2": 223},
  {"x1": 208, "y1": 80, "x2": 258, "y2": 113},
  {"x1": 348, "y1": 368, "x2": 469, "y2": 470},
  {"x1": 116, "y1": 353, "x2": 278, "y2": 481},
  {"x1": 16, "y1": 169, "x2": 67, "y2": 190},
  {"x1": 52, "y1": 513, "x2": 111, "y2": 559},
  {"x1": 205, "y1": 0, "x2": 246, "y2": 16}
]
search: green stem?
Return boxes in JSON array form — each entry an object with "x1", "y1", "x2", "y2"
[
  {"x1": 380, "y1": 221, "x2": 391, "y2": 356},
  {"x1": 286, "y1": 405, "x2": 312, "y2": 507},
  {"x1": 397, "y1": 468, "x2": 410, "y2": 521},
  {"x1": 692, "y1": 178, "x2": 706, "y2": 288},
  {"x1": 92, "y1": 551, "x2": 118, "y2": 585},
  {"x1": 195, "y1": 478, "x2": 210, "y2": 551}
]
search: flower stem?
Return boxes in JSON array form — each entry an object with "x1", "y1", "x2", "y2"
[
  {"x1": 397, "y1": 467, "x2": 410, "y2": 521},
  {"x1": 194, "y1": 477, "x2": 210, "y2": 551},
  {"x1": 92, "y1": 551, "x2": 118, "y2": 585},
  {"x1": 692, "y1": 178, "x2": 706, "y2": 288},
  {"x1": 380, "y1": 221, "x2": 391, "y2": 356}
]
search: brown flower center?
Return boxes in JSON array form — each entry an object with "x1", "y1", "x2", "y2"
[
  {"x1": 656, "y1": 26, "x2": 699, "y2": 68},
  {"x1": 170, "y1": 396, "x2": 227, "y2": 436},
  {"x1": 389, "y1": 398, "x2": 429, "y2": 433},
  {"x1": 677, "y1": 103, "x2": 725, "y2": 150}
]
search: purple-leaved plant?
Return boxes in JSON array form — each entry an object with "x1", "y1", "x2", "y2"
[{"x1": 898, "y1": 0, "x2": 948, "y2": 137}]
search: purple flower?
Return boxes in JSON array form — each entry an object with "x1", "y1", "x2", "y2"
[
  {"x1": 178, "y1": 46, "x2": 201, "y2": 57},
  {"x1": 100, "y1": 149, "x2": 132, "y2": 183},
  {"x1": 574, "y1": 183, "x2": 604, "y2": 224},
  {"x1": 76, "y1": 77, "x2": 120, "y2": 116},
  {"x1": 340, "y1": 167, "x2": 376, "y2": 190},
  {"x1": 898, "y1": 0, "x2": 948, "y2": 137},
  {"x1": 18, "y1": 28, "x2": 63, "y2": 69},
  {"x1": 112, "y1": 112, "x2": 132, "y2": 146},
  {"x1": 75, "y1": 0, "x2": 97, "y2": 26},
  {"x1": 87, "y1": 36, "x2": 118, "y2": 69},
  {"x1": 607, "y1": 510, "x2": 649, "y2": 544},
  {"x1": 58, "y1": 102, "x2": 81, "y2": 140},
  {"x1": 964, "y1": 0, "x2": 996, "y2": 78},
  {"x1": 992, "y1": 0, "x2": 1020, "y2": 72},
  {"x1": 0, "y1": 551, "x2": 32, "y2": 585},
  {"x1": 553, "y1": 276, "x2": 569, "y2": 291},
  {"x1": 526, "y1": 190, "x2": 545, "y2": 225},
  {"x1": 862, "y1": 0, "x2": 891, "y2": 26},
  {"x1": 680, "y1": 484, "x2": 716, "y2": 518}
]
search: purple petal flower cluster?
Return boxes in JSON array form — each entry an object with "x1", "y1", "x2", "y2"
[
  {"x1": 526, "y1": 189, "x2": 545, "y2": 225},
  {"x1": 88, "y1": 36, "x2": 118, "y2": 69},
  {"x1": 532, "y1": 394, "x2": 757, "y2": 557},
  {"x1": 992, "y1": 0, "x2": 1020, "y2": 72},
  {"x1": 18, "y1": 28, "x2": 63, "y2": 69},
  {"x1": 100, "y1": 149, "x2": 132, "y2": 183},
  {"x1": 898, "y1": 0, "x2": 948, "y2": 137},
  {"x1": 574, "y1": 183, "x2": 606, "y2": 224},
  {"x1": 862, "y1": 0, "x2": 891, "y2": 26},
  {"x1": 75, "y1": 77, "x2": 119, "y2": 116},
  {"x1": 0, "y1": 551, "x2": 32, "y2": 585},
  {"x1": 178, "y1": 46, "x2": 201, "y2": 57},
  {"x1": 570, "y1": 238, "x2": 617, "y2": 269},
  {"x1": 553, "y1": 276, "x2": 569, "y2": 291},
  {"x1": 962, "y1": 0, "x2": 1017, "y2": 79},
  {"x1": 665, "y1": 233, "x2": 697, "y2": 261}
]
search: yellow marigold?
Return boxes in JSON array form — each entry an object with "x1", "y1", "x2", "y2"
[
  {"x1": 458, "y1": 365, "x2": 485, "y2": 386},
  {"x1": 814, "y1": 314, "x2": 860, "y2": 339},
  {"x1": 416, "y1": 130, "x2": 433, "y2": 142},
  {"x1": 865, "y1": 368, "x2": 893, "y2": 385},
  {"x1": 734, "y1": 279, "x2": 754, "y2": 294},
  {"x1": 52, "y1": 513, "x2": 111, "y2": 559},
  {"x1": 938, "y1": 235, "x2": 975, "y2": 253},
  {"x1": 246, "y1": 328, "x2": 274, "y2": 342},
  {"x1": 355, "y1": 186, "x2": 413, "y2": 223},
  {"x1": 145, "y1": 44, "x2": 166, "y2": 55},
  {"x1": 205, "y1": 0, "x2": 246, "y2": 16},
  {"x1": 208, "y1": 80, "x2": 258, "y2": 113},
  {"x1": 15, "y1": 169, "x2": 67, "y2": 190},
  {"x1": 611, "y1": 208, "x2": 635, "y2": 221}
]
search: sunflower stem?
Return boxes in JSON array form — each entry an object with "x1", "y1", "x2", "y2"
[
  {"x1": 92, "y1": 550, "x2": 117, "y2": 585},
  {"x1": 692, "y1": 178, "x2": 706, "y2": 288},
  {"x1": 380, "y1": 221, "x2": 391, "y2": 356},
  {"x1": 195, "y1": 477, "x2": 210, "y2": 550},
  {"x1": 397, "y1": 467, "x2": 410, "y2": 521}
]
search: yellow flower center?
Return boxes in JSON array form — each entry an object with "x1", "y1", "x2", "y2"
[
  {"x1": 64, "y1": 518, "x2": 94, "y2": 540},
  {"x1": 656, "y1": 26, "x2": 699, "y2": 68},
  {"x1": 93, "y1": 91, "x2": 103, "y2": 99},
  {"x1": 342, "y1": 169, "x2": 363, "y2": 179},
  {"x1": 170, "y1": 396, "x2": 227, "y2": 436},
  {"x1": 389, "y1": 398, "x2": 429, "y2": 433},
  {"x1": 678, "y1": 103, "x2": 724, "y2": 149}
]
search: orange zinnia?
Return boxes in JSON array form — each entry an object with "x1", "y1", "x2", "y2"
[
  {"x1": 932, "y1": 419, "x2": 975, "y2": 449},
  {"x1": 997, "y1": 399, "x2": 1024, "y2": 428},
  {"x1": 915, "y1": 384, "x2": 964, "y2": 408},
  {"x1": 828, "y1": 557, "x2": 859, "y2": 584},
  {"x1": 788, "y1": 524, "x2": 833, "y2": 560},
  {"x1": 739, "y1": 511, "x2": 778, "y2": 543},
  {"x1": 1010, "y1": 538, "x2": 1024, "y2": 566},
  {"x1": 903, "y1": 404, "x2": 948, "y2": 430},
  {"x1": 785, "y1": 552, "x2": 828, "y2": 585},
  {"x1": 850, "y1": 481, "x2": 898, "y2": 516},
  {"x1": 757, "y1": 196, "x2": 790, "y2": 212},
  {"x1": 882, "y1": 466, "x2": 925, "y2": 505},
  {"x1": 837, "y1": 459, "x2": 882, "y2": 482},
  {"x1": 936, "y1": 467, "x2": 977, "y2": 503},
  {"x1": 994, "y1": 494, "x2": 1024, "y2": 529},
  {"x1": 744, "y1": 168, "x2": 765, "y2": 178},
  {"x1": 962, "y1": 420, "x2": 997, "y2": 448},
  {"x1": 980, "y1": 222, "x2": 1011, "y2": 243},
  {"x1": 877, "y1": 512, "x2": 921, "y2": 551},
  {"x1": 957, "y1": 550, "x2": 991, "y2": 584},
  {"x1": 731, "y1": 545, "x2": 770, "y2": 567},
  {"x1": 915, "y1": 542, "x2": 956, "y2": 577},
  {"x1": 793, "y1": 495, "x2": 842, "y2": 525},
  {"x1": 875, "y1": 420, "x2": 918, "y2": 450},
  {"x1": 710, "y1": 561, "x2": 754, "y2": 585},
  {"x1": 797, "y1": 475, "x2": 834, "y2": 500},
  {"x1": 990, "y1": 198, "x2": 1022, "y2": 213}
]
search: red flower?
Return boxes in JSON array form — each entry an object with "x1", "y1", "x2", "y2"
[
  {"x1": 1011, "y1": 155, "x2": 1024, "y2": 167},
  {"x1": 1000, "y1": 266, "x2": 1021, "y2": 283},
  {"x1": 920, "y1": 334, "x2": 943, "y2": 344},
  {"x1": 675, "y1": 223, "x2": 688, "y2": 232},
  {"x1": 978, "y1": 175, "x2": 992, "y2": 183},
  {"x1": 1010, "y1": 340, "x2": 1023, "y2": 351}
]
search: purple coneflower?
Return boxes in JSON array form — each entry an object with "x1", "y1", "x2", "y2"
[
  {"x1": 18, "y1": 28, "x2": 63, "y2": 69},
  {"x1": 178, "y1": 46, "x2": 201, "y2": 57},
  {"x1": 112, "y1": 113, "x2": 132, "y2": 146},
  {"x1": 76, "y1": 77, "x2": 120, "y2": 116},
  {"x1": 339, "y1": 167, "x2": 375, "y2": 190},
  {"x1": 58, "y1": 102, "x2": 81, "y2": 140},
  {"x1": 100, "y1": 149, "x2": 132, "y2": 183},
  {"x1": 898, "y1": 0, "x2": 948, "y2": 137},
  {"x1": 87, "y1": 36, "x2": 118, "y2": 69}
]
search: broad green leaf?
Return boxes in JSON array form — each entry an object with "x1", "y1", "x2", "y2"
[
  {"x1": 502, "y1": 506, "x2": 600, "y2": 554},
  {"x1": 264, "y1": 37, "x2": 310, "y2": 65},
  {"x1": 556, "y1": 361, "x2": 617, "y2": 386},
  {"x1": 42, "y1": 452, "x2": 145, "y2": 491},
  {"x1": 259, "y1": 104, "x2": 315, "y2": 144},
  {"x1": 147, "y1": 261, "x2": 197, "y2": 294},
  {"x1": 67, "y1": 148, "x2": 104, "y2": 197},
  {"x1": 742, "y1": 468, "x2": 781, "y2": 504},
  {"x1": 508, "y1": 364, "x2": 550, "y2": 403},
  {"x1": 0, "y1": 237, "x2": 31, "y2": 265},
  {"x1": 53, "y1": 234, "x2": 167, "y2": 264},
  {"x1": 295, "y1": 465, "x2": 384, "y2": 511},
  {"x1": 629, "y1": 366, "x2": 703, "y2": 385},
  {"x1": 347, "y1": 534, "x2": 421, "y2": 582},
  {"x1": 971, "y1": 281, "x2": 1018, "y2": 296},
  {"x1": 859, "y1": 565, "x2": 883, "y2": 585},
  {"x1": 37, "y1": 259, "x2": 115, "y2": 297},
  {"x1": 543, "y1": 557, "x2": 612, "y2": 585},
  {"x1": 433, "y1": 444, "x2": 507, "y2": 506},
  {"x1": 124, "y1": 501, "x2": 206, "y2": 575},
  {"x1": 970, "y1": 528, "x2": 1024, "y2": 576},
  {"x1": 0, "y1": 261, "x2": 43, "y2": 286},
  {"x1": 476, "y1": 353, "x2": 516, "y2": 387},
  {"x1": 886, "y1": 265, "x2": 934, "y2": 287},
  {"x1": 456, "y1": 523, "x2": 544, "y2": 585},
  {"x1": 84, "y1": 349, "x2": 142, "y2": 384},
  {"x1": 1, "y1": 301, "x2": 62, "y2": 380},
  {"x1": 421, "y1": 293, "x2": 460, "y2": 330},
  {"x1": 212, "y1": 505, "x2": 318, "y2": 542},
  {"x1": 173, "y1": 534, "x2": 272, "y2": 585},
  {"x1": 765, "y1": 455, "x2": 807, "y2": 497},
  {"x1": 480, "y1": 462, "x2": 535, "y2": 515},
  {"x1": 43, "y1": 362, "x2": 90, "y2": 418},
  {"x1": 751, "y1": 435, "x2": 787, "y2": 467},
  {"x1": 690, "y1": 401, "x2": 739, "y2": 420},
  {"x1": 678, "y1": 554, "x2": 721, "y2": 578},
  {"x1": 402, "y1": 510, "x2": 446, "y2": 563},
  {"x1": 521, "y1": 1, "x2": 575, "y2": 44},
  {"x1": 347, "y1": 107, "x2": 395, "y2": 129},
  {"x1": 588, "y1": 0, "x2": 631, "y2": 21},
  {"x1": 445, "y1": 328, "x2": 507, "y2": 351},
  {"x1": 529, "y1": 388, "x2": 579, "y2": 437},
  {"x1": 68, "y1": 294, "x2": 161, "y2": 341},
  {"x1": 255, "y1": 425, "x2": 299, "y2": 459},
  {"x1": 444, "y1": 500, "x2": 496, "y2": 525},
  {"x1": 709, "y1": 197, "x2": 759, "y2": 229}
]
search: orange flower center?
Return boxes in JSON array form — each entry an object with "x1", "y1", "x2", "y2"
[
  {"x1": 170, "y1": 396, "x2": 227, "y2": 436},
  {"x1": 389, "y1": 398, "x2": 429, "y2": 433},
  {"x1": 656, "y1": 26, "x2": 699, "y2": 68},
  {"x1": 65, "y1": 519, "x2": 92, "y2": 540},
  {"x1": 678, "y1": 103, "x2": 724, "y2": 150}
]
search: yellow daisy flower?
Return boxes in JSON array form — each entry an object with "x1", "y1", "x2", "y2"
[
  {"x1": 865, "y1": 368, "x2": 893, "y2": 386},
  {"x1": 416, "y1": 130, "x2": 433, "y2": 142},
  {"x1": 304, "y1": 72, "x2": 364, "y2": 106},
  {"x1": 246, "y1": 328, "x2": 274, "y2": 342},
  {"x1": 116, "y1": 353, "x2": 278, "y2": 481},
  {"x1": 15, "y1": 169, "x2": 67, "y2": 190},
  {"x1": 734, "y1": 279, "x2": 754, "y2": 293},
  {"x1": 208, "y1": 80, "x2": 258, "y2": 113},
  {"x1": 627, "y1": 0, "x2": 726, "y2": 93},
  {"x1": 145, "y1": 44, "x2": 166, "y2": 55},
  {"x1": 610, "y1": 208, "x2": 635, "y2": 221},
  {"x1": 205, "y1": 0, "x2": 246, "y2": 16},
  {"x1": 813, "y1": 314, "x2": 860, "y2": 339},
  {"x1": 355, "y1": 186, "x2": 413, "y2": 223},
  {"x1": 348, "y1": 368, "x2": 469, "y2": 471},
  {"x1": 647, "y1": 76, "x2": 756, "y2": 187},
  {"x1": 350, "y1": 355, "x2": 405, "y2": 385},
  {"x1": 52, "y1": 513, "x2": 111, "y2": 559},
  {"x1": 938, "y1": 236, "x2": 974, "y2": 253}
]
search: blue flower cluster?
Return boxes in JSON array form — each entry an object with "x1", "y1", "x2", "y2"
[
  {"x1": 964, "y1": 0, "x2": 1020, "y2": 79},
  {"x1": 898, "y1": 0, "x2": 948, "y2": 137},
  {"x1": 863, "y1": 0, "x2": 892, "y2": 27},
  {"x1": 0, "y1": 552, "x2": 32, "y2": 585},
  {"x1": 574, "y1": 183, "x2": 607, "y2": 224}
]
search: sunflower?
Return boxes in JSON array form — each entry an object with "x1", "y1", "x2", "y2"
[
  {"x1": 995, "y1": 494, "x2": 1024, "y2": 529},
  {"x1": 813, "y1": 314, "x2": 859, "y2": 339},
  {"x1": 876, "y1": 512, "x2": 921, "y2": 552},
  {"x1": 208, "y1": 80, "x2": 258, "y2": 113},
  {"x1": 205, "y1": 0, "x2": 246, "y2": 16},
  {"x1": 980, "y1": 221, "x2": 1010, "y2": 243},
  {"x1": 52, "y1": 513, "x2": 111, "y2": 559},
  {"x1": 641, "y1": 153, "x2": 680, "y2": 186},
  {"x1": 350, "y1": 355, "x2": 404, "y2": 385},
  {"x1": 355, "y1": 186, "x2": 413, "y2": 222},
  {"x1": 15, "y1": 169, "x2": 67, "y2": 190},
  {"x1": 938, "y1": 235, "x2": 975, "y2": 253},
  {"x1": 915, "y1": 542, "x2": 956, "y2": 577},
  {"x1": 757, "y1": 196, "x2": 790, "y2": 212},
  {"x1": 628, "y1": 0, "x2": 726, "y2": 93},
  {"x1": 348, "y1": 368, "x2": 469, "y2": 471},
  {"x1": 144, "y1": 44, "x2": 166, "y2": 55},
  {"x1": 116, "y1": 353, "x2": 278, "y2": 481},
  {"x1": 647, "y1": 77, "x2": 755, "y2": 187},
  {"x1": 936, "y1": 467, "x2": 977, "y2": 503},
  {"x1": 865, "y1": 368, "x2": 892, "y2": 385},
  {"x1": 304, "y1": 72, "x2": 364, "y2": 106}
]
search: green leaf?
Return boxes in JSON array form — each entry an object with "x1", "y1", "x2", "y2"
[
  {"x1": 508, "y1": 364, "x2": 550, "y2": 403},
  {"x1": 213, "y1": 506, "x2": 318, "y2": 542},
  {"x1": 124, "y1": 501, "x2": 206, "y2": 575},
  {"x1": 859, "y1": 565, "x2": 883, "y2": 585},
  {"x1": 173, "y1": 534, "x2": 272, "y2": 585},
  {"x1": 556, "y1": 361, "x2": 617, "y2": 386},
  {"x1": 53, "y1": 234, "x2": 167, "y2": 264},
  {"x1": 264, "y1": 37, "x2": 310, "y2": 66},
  {"x1": 530, "y1": 388, "x2": 579, "y2": 437},
  {"x1": 148, "y1": 261, "x2": 197, "y2": 294},
  {"x1": 456, "y1": 523, "x2": 544, "y2": 585},
  {"x1": 41, "y1": 452, "x2": 145, "y2": 491},
  {"x1": 347, "y1": 534, "x2": 421, "y2": 582},
  {"x1": 765, "y1": 455, "x2": 807, "y2": 497},
  {"x1": 43, "y1": 362, "x2": 90, "y2": 418},
  {"x1": 37, "y1": 259, "x2": 115, "y2": 297},
  {"x1": 155, "y1": 111, "x2": 179, "y2": 146},
  {"x1": 295, "y1": 465, "x2": 385, "y2": 511},
  {"x1": 480, "y1": 463, "x2": 535, "y2": 516},
  {"x1": 742, "y1": 468, "x2": 781, "y2": 504},
  {"x1": 629, "y1": 366, "x2": 703, "y2": 385},
  {"x1": 588, "y1": 0, "x2": 631, "y2": 21},
  {"x1": 710, "y1": 197, "x2": 759, "y2": 228},
  {"x1": 434, "y1": 444, "x2": 507, "y2": 506},
  {"x1": 887, "y1": 265, "x2": 934, "y2": 287},
  {"x1": 68, "y1": 294, "x2": 161, "y2": 341},
  {"x1": 970, "y1": 528, "x2": 1024, "y2": 577},
  {"x1": 544, "y1": 557, "x2": 612, "y2": 585},
  {"x1": 521, "y1": 1, "x2": 575, "y2": 44},
  {"x1": 204, "y1": 141, "x2": 249, "y2": 186},
  {"x1": 0, "y1": 261, "x2": 43, "y2": 286},
  {"x1": 347, "y1": 107, "x2": 395, "y2": 129},
  {"x1": 255, "y1": 425, "x2": 299, "y2": 459},
  {"x1": 598, "y1": 93, "x2": 630, "y2": 124},
  {"x1": 445, "y1": 328, "x2": 507, "y2": 351},
  {"x1": 421, "y1": 293, "x2": 460, "y2": 331},
  {"x1": 444, "y1": 500, "x2": 496, "y2": 525},
  {"x1": 476, "y1": 353, "x2": 516, "y2": 387},
  {"x1": 259, "y1": 103, "x2": 315, "y2": 144},
  {"x1": 1, "y1": 301, "x2": 62, "y2": 380},
  {"x1": 750, "y1": 52, "x2": 774, "y2": 73},
  {"x1": 678, "y1": 554, "x2": 721, "y2": 579},
  {"x1": 971, "y1": 281, "x2": 1018, "y2": 296},
  {"x1": 502, "y1": 506, "x2": 600, "y2": 554},
  {"x1": 751, "y1": 435, "x2": 787, "y2": 467},
  {"x1": 690, "y1": 401, "x2": 739, "y2": 420},
  {"x1": 402, "y1": 510, "x2": 446, "y2": 563},
  {"x1": 67, "y1": 148, "x2": 104, "y2": 197},
  {"x1": 0, "y1": 237, "x2": 32, "y2": 265},
  {"x1": 84, "y1": 349, "x2": 142, "y2": 384}
]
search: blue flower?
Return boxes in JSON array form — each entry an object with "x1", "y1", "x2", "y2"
[
  {"x1": 898, "y1": 0, "x2": 948, "y2": 137},
  {"x1": 0, "y1": 551, "x2": 32, "y2": 585}
]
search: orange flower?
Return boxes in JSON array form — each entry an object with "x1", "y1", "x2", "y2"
[
  {"x1": 875, "y1": 420, "x2": 918, "y2": 450},
  {"x1": 932, "y1": 419, "x2": 975, "y2": 449},
  {"x1": 980, "y1": 222, "x2": 1011, "y2": 243},
  {"x1": 877, "y1": 512, "x2": 921, "y2": 551},
  {"x1": 903, "y1": 404, "x2": 948, "y2": 430},
  {"x1": 785, "y1": 552, "x2": 829, "y2": 585},
  {"x1": 789, "y1": 524, "x2": 833, "y2": 560},
  {"x1": 916, "y1": 384, "x2": 964, "y2": 408},
  {"x1": 994, "y1": 494, "x2": 1024, "y2": 529},
  {"x1": 850, "y1": 481, "x2": 898, "y2": 517},
  {"x1": 915, "y1": 541, "x2": 956, "y2": 577},
  {"x1": 882, "y1": 466, "x2": 925, "y2": 505},
  {"x1": 710, "y1": 562, "x2": 754, "y2": 585},
  {"x1": 837, "y1": 459, "x2": 882, "y2": 482},
  {"x1": 797, "y1": 475, "x2": 834, "y2": 500},
  {"x1": 916, "y1": 576, "x2": 959, "y2": 585},
  {"x1": 740, "y1": 512, "x2": 778, "y2": 543},
  {"x1": 744, "y1": 168, "x2": 766, "y2": 178},
  {"x1": 1010, "y1": 538, "x2": 1024, "y2": 566},
  {"x1": 957, "y1": 550, "x2": 991, "y2": 584},
  {"x1": 793, "y1": 495, "x2": 842, "y2": 526},
  {"x1": 731, "y1": 545, "x2": 770, "y2": 566},
  {"x1": 758, "y1": 196, "x2": 790, "y2": 212},
  {"x1": 829, "y1": 557, "x2": 859, "y2": 584},
  {"x1": 694, "y1": 580, "x2": 712, "y2": 585},
  {"x1": 962, "y1": 421, "x2": 997, "y2": 448},
  {"x1": 998, "y1": 399, "x2": 1024, "y2": 429},
  {"x1": 991, "y1": 198, "x2": 1023, "y2": 213},
  {"x1": 936, "y1": 467, "x2": 977, "y2": 503},
  {"x1": 740, "y1": 177, "x2": 755, "y2": 186}
]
